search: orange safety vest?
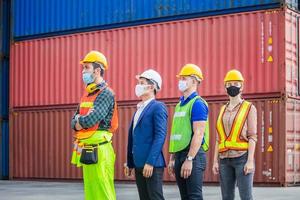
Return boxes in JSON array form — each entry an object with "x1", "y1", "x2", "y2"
[
  {"x1": 216, "y1": 100, "x2": 252, "y2": 153},
  {"x1": 75, "y1": 87, "x2": 118, "y2": 140}
]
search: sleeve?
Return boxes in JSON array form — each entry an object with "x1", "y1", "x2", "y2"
[
  {"x1": 78, "y1": 90, "x2": 114, "y2": 129},
  {"x1": 146, "y1": 102, "x2": 168, "y2": 166},
  {"x1": 247, "y1": 104, "x2": 257, "y2": 142},
  {"x1": 191, "y1": 99, "x2": 209, "y2": 122},
  {"x1": 127, "y1": 119, "x2": 135, "y2": 168},
  {"x1": 71, "y1": 106, "x2": 79, "y2": 131}
]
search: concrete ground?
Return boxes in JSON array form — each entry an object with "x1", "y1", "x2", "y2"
[{"x1": 0, "y1": 180, "x2": 299, "y2": 200}]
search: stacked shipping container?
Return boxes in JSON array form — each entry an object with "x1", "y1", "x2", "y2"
[
  {"x1": 10, "y1": 97, "x2": 299, "y2": 185},
  {"x1": 7, "y1": 0, "x2": 300, "y2": 186},
  {"x1": 0, "y1": 0, "x2": 10, "y2": 179},
  {"x1": 13, "y1": 0, "x2": 286, "y2": 40}
]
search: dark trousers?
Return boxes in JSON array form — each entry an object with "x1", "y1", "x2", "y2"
[
  {"x1": 135, "y1": 167, "x2": 165, "y2": 200},
  {"x1": 174, "y1": 149, "x2": 206, "y2": 200},
  {"x1": 219, "y1": 153, "x2": 254, "y2": 200}
]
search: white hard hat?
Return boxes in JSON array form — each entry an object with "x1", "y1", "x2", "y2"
[{"x1": 136, "y1": 69, "x2": 162, "y2": 91}]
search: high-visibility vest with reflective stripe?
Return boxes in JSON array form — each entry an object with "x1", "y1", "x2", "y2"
[
  {"x1": 75, "y1": 87, "x2": 118, "y2": 140},
  {"x1": 216, "y1": 100, "x2": 252, "y2": 153},
  {"x1": 169, "y1": 96, "x2": 209, "y2": 153}
]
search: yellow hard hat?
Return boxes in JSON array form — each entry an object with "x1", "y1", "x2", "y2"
[
  {"x1": 224, "y1": 69, "x2": 244, "y2": 83},
  {"x1": 80, "y1": 50, "x2": 108, "y2": 70},
  {"x1": 177, "y1": 64, "x2": 204, "y2": 81}
]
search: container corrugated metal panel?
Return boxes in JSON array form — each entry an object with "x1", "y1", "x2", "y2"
[
  {"x1": 11, "y1": 97, "x2": 297, "y2": 185},
  {"x1": 10, "y1": 9, "x2": 289, "y2": 107},
  {"x1": 285, "y1": 98, "x2": 300, "y2": 184},
  {"x1": 12, "y1": 0, "x2": 283, "y2": 39},
  {"x1": 285, "y1": 9, "x2": 300, "y2": 97},
  {"x1": 10, "y1": 108, "x2": 82, "y2": 179},
  {"x1": 1, "y1": 121, "x2": 9, "y2": 179},
  {"x1": 0, "y1": 0, "x2": 10, "y2": 179}
]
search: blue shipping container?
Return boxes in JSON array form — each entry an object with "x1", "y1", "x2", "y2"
[
  {"x1": 12, "y1": 0, "x2": 285, "y2": 40},
  {"x1": 1, "y1": 0, "x2": 10, "y2": 179},
  {"x1": 0, "y1": 121, "x2": 9, "y2": 179}
]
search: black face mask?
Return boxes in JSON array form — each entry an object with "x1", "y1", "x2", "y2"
[{"x1": 226, "y1": 86, "x2": 241, "y2": 97}]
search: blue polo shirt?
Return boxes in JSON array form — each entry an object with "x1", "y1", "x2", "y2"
[
  {"x1": 179, "y1": 92, "x2": 208, "y2": 146},
  {"x1": 179, "y1": 92, "x2": 208, "y2": 122}
]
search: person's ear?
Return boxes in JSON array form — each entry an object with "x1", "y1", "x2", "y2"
[{"x1": 240, "y1": 84, "x2": 244, "y2": 92}]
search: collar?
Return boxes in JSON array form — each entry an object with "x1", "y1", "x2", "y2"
[
  {"x1": 137, "y1": 97, "x2": 155, "y2": 109},
  {"x1": 180, "y1": 92, "x2": 198, "y2": 106},
  {"x1": 97, "y1": 80, "x2": 107, "y2": 90},
  {"x1": 225, "y1": 99, "x2": 244, "y2": 111},
  {"x1": 87, "y1": 81, "x2": 107, "y2": 96}
]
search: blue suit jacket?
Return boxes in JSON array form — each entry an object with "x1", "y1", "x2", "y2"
[{"x1": 127, "y1": 100, "x2": 168, "y2": 168}]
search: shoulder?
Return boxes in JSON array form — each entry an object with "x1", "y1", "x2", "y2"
[
  {"x1": 248, "y1": 102, "x2": 257, "y2": 115},
  {"x1": 193, "y1": 98, "x2": 208, "y2": 112},
  {"x1": 103, "y1": 87, "x2": 115, "y2": 97},
  {"x1": 244, "y1": 100, "x2": 256, "y2": 112},
  {"x1": 95, "y1": 88, "x2": 115, "y2": 102},
  {"x1": 191, "y1": 97, "x2": 208, "y2": 121},
  {"x1": 152, "y1": 100, "x2": 167, "y2": 111}
]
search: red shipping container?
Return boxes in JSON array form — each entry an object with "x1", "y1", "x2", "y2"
[
  {"x1": 9, "y1": 97, "x2": 300, "y2": 186},
  {"x1": 9, "y1": 8, "x2": 300, "y2": 108}
]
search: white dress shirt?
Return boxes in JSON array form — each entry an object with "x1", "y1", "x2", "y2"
[{"x1": 133, "y1": 98, "x2": 154, "y2": 129}]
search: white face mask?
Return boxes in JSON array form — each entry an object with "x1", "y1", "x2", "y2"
[
  {"x1": 178, "y1": 80, "x2": 188, "y2": 92},
  {"x1": 135, "y1": 84, "x2": 149, "y2": 97}
]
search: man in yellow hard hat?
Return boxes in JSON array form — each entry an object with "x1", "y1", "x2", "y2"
[
  {"x1": 168, "y1": 64, "x2": 209, "y2": 200},
  {"x1": 71, "y1": 50, "x2": 119, "y2": 200}
]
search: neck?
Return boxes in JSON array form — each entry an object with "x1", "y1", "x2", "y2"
[
  {"x1": 141, "y1": 93, "x2": 154, "y2": 102},
  {"x1": 229, "y1": 94, "x2": 242, "y2": 106},
  {"x1": 183, "y1": 87, "x2": 196, "y2": 99},
  {"x1": 94, "y1": 76, "x2": 104, "y2": 85}
]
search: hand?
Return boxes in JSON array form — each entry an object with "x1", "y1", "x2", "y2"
[
  {"x1": 75, "y1": 114, "x2": 81, "y2": 121},
  {"x1": 167, "y1": 160, "x2": 175, "y2": 177},
  {"x1": 124, "y1": 163, "x2": 135, "y2": 178},
  {"x1": 212, "y1": 161, "x2": 219, "y2": 175},
  {"x1": 75, "y1": 121, "x2": 83, "y2": 131},
  {"x1": 244, "y1": 160, "x2": 255, "y2": 175},
  {"x1": 143, "y1": 164, "x2": 154, "y2": 178},
  {"x1": 180, "y1": 160, "x2": 193, "y2": 179},
  {"x1": 87, "y1": 108, "x2": 94, "y2": 115}
]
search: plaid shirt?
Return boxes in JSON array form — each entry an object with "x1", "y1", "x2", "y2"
[{"x1": 71, "y1": 87, "x2": 115, "y2": 131}]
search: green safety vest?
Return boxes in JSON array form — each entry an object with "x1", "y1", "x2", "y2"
[{"x1": 169, "y1": 96, "x2": 209, "y2": 153}]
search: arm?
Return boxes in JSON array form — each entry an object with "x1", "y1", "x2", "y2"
[
  {"x1": 71, "y1": 106, "x2": 79, "y2": 131},
  {"x1": 181, "y1": 99, "x2": 208, "y2": 179},
  {"x1": 127, "y1": 120, "x2": 135, "y2": 168},
  {"x1": 213, "y1": 139, "x2": 219, "y2": 164},
  {"x1": 78, "y1": 90, "x2": 114, "y2": 129},
  {"x1": 167, "y1": 153, "x2": 176, "y2": 176},
  {"x1": 187, "y1": 121, "x2": 206, "y2": 158},
  {"x1": 212, "y1": 137, "x2": 220, "y2": 175},
  {"x1": 187, "y1": 99, "x2": 208, "y2": 157},
  {"x1": 244, "y1": 105, "x2": 257, "y2": 175},
  {"x1": 125, "y1": 120, "x2": 135, "y2": 177},
  {"x1": 247, "y1": 140, "x2": 256, "y2": 162},
  {"x1": 145, "y1": 103, "x2": 168, "y2": 166}
]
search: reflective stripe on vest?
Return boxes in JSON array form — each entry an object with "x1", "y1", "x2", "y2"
[
  {"x1": 169, "y1": 96, "x2": 209, "y2": 153},
  {"x1": 75, "y1": 88, "x2": 119, "y2": 140},
  {"x1": 216, "y1": 100, "x2": 252, "y2": 153},
  {"x1": 76, "y1": 90, "x2": 103, "y2": 139},
  {"x1": 80, "y1": 102, "x2": 94, "y2": 108}
]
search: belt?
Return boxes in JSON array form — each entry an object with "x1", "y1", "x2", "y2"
[{"x1": 84, "y1": 140, "x2": 111, "y2": 147}]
